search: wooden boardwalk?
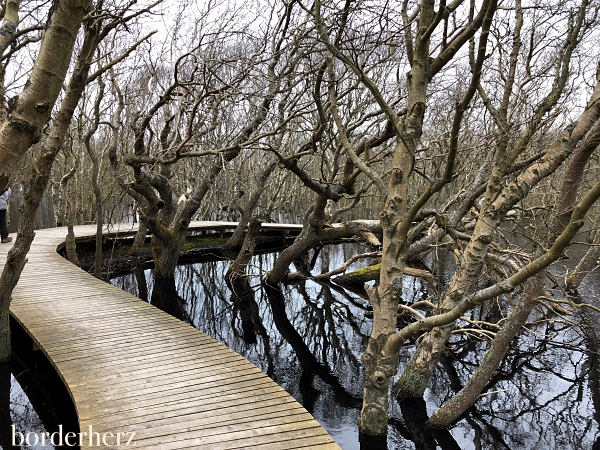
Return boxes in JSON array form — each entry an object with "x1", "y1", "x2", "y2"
[{"x1": 4, "y1": 222, "x2": 340, "y2": 450}]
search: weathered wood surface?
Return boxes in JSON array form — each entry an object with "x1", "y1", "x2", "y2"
[{"x1": 3, "y1": 222, "x2": 341, "y2": 450}]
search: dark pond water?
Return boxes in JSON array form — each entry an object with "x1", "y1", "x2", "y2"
[
  {"x1": 1, "y1": 319, "x2": 80, "y2": 450},
  {"x1": 110, "y1": 243, "x2": 600, "y2": 449}
]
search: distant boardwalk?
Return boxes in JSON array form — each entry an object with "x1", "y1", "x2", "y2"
[{"x1": 5, "y1": 222, "x2": 340, "y2": 450}]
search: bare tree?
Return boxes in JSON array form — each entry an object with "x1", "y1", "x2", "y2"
[
  {"x1": 0, "y1": 0, "x2": 90, "y2": 362},
  {"x1": 0, "y1": 0, "x2": 161, "y2": 361},
  {"x1": 107, "y1": 1, "x2": 305, "y2": 280},
  {"x1": 305, "y1": 0, "x2": 600, "y2": 438}
]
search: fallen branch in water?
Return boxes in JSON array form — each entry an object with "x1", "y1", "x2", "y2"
[
  {"x1": 315, "y1": 251, "x2": 381, "y2": 280},
  {"x1": 332, "y1": 262, "x2": 435, "y2": 285}
]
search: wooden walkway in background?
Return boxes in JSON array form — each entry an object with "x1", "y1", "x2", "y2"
[{"x1": 4, "y1": 222, "x2": 340, "y2": 450}]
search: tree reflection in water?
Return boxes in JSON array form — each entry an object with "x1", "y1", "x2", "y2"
[
  {"x1": 0, "y1": 363, "x2": 50, "y2": 450},
  {"x1": 0, "y1": 323, "x2": 81, "y2": 450},
  {"x1": 111, "y1": 243, "x2": 600, "y2": 449}
]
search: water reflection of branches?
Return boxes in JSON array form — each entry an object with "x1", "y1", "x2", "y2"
[
  {"x1": 429, "y1": 319, "x2": 596, "y2": 449},
  {"x1": 290, "y1": 281, "x2": 334, "y2": 364},
  {"x1": 263, "y1": 284, "x2": 362, "y2": 410},
  {"x1": 226, "y1": 274, "x2": 275, "y2": 377},
  {"x1": 109, "y1": 243, "x2": 600, "y2": 449}
]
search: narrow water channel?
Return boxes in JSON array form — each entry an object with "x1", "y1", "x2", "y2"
[{"x1": 2, "y1": 319, "x2": 80, "y2": 450}]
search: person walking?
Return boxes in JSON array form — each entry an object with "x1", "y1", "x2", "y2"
[{"x1": 0, "y1": 188, "x2": 12, "y2": 243}]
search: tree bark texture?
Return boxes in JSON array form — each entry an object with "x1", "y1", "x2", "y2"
[
  {"x1": 150, "y1": 230, "x2": 185, "y2": 278},
  {"x1": 226, "y1": 217, "x2": 261, "y2": 281},
  {"x1": 0, "y1": 0, "x2": 89, "y2": 193},
  {"x1": 65, "y1": 225, "x2": 79, "y2": 265},
  {"x1": 130, "y1": 219, "x2": 148, "y2": 255},
  {"x1": 359, "y1": 139, "x2": 413, "y2": 436}
]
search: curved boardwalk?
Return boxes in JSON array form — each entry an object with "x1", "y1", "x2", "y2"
[{"x1": 4, "y1": 222, "x2": 341, "y2": 450}]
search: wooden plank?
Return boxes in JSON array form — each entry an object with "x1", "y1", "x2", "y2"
[
  {"x1": 46, "y1": 326, "x2": 206, "y2": 356},
  {"x1": 75, "y1": 377, "x2": 281, "y2": 426},
  {"x1": 23, "y1": 315, "x2": 197, "y2": 345},
  {"x1": 50, "y1": 333, "x2": 219, "y2": 363},
  {"x1": 115, "y1": 410, "x2": 315, "y2": 442},
  {"x1": 76, "y1": 382, "x2": 292, "y2": 422},
  {"x1": 132, "y1": 420, "x2": 329, "y2": 449},
  {"x1": 59, "y1": 354, "x2": 258, "y2": 386},
  {"x1": 79, "y1": 384, "x2": 295, "y2": 428},
  {"x1": 67, "y1": 363, "x2": 269, "y2": 399},
  {"x1": 10, "y1": 303, "x2": 158, "y2": 325},
  {"x1": 56, "y1": 342, "x2": 244, "y2": 375}
]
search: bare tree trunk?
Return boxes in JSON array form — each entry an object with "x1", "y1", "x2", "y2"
[
  {"x1": 225, "y1": 217, "x2": 263, "y2": 345},
  {"x1": 226, "y1": 216, "x2": 261, "y2": 281},
  {"x1": 134, "y1": 265, "x2": 148, "y2": 302},
  {"x1": 566, "y1": 231, "x2": 600, "y2": 292},
  {"x1": 151, "y1": 230, "x2": 185, "y2": 278},
  {"x1": 0, "y1": 0, "x2": 90, "y2": 362},
  {"x1": 130, "y1": 219, "x2": 147, "y2": 255},
  {"x1": 54, "y1": 158, "x2": 80, "y2": 265},
  {"x1": 90, "y1": 157, "x2": 103, "y2": 278},
  {"x1": 84, "y1": 77, "x2": 107, "y2": 278},
  {"x1": 225, "y1": 160, "x2": 276, "y2": 249},
  {"x1": 265, "y1": 223, "x2": 322, "y2": 285},
  {"x1": 0, "y1": 0, "x2": 20, "y2": 61},
  {"x1": 65, "y1": 226, "x2": 79, "y2": 265},
  {"x1": 359, "y1": 138, "x2": 412, "y2": 436},
  {"x1": 65, "y1": 198, "x2": 79, "y2": 265},
  {"x1": 0, "y1": 0, "x2": 88, "y2": 192},
  {"x1": 105, "y1": 73, "x2": 148, "y2": 258}
]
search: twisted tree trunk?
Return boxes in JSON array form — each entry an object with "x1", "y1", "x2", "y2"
[
  {"x1": 225, "y1": 161, "x2": 276, "y2": 249},
  {"x1": 65, "y1": 198, "x2": 79, "y2": 265},
  {"x1": 226, "y1": 217, "x2": 261, "y2": 281},
  {"x1": 0, "y1": 0, "x2": 90, "y2": 362}
]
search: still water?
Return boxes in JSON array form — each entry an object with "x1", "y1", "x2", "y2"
[
  {"x1": 1, "y1": 320, "x2": 80, "y2": 450},
  {"x1": 111, "y1": 243, "x2": 600, "y2": 449}
]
